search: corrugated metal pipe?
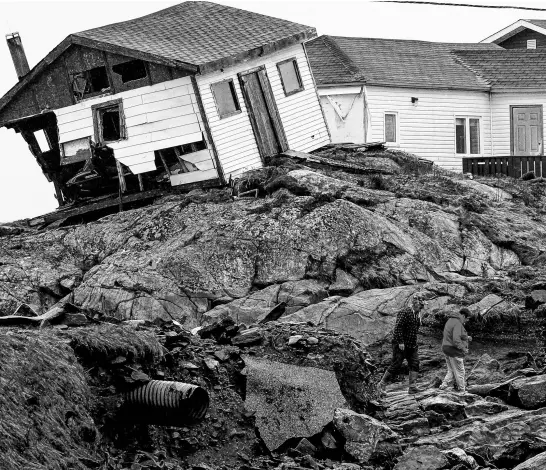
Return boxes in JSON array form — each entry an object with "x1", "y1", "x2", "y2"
[{"x1": 121, "y1": 380, "x2": 209, "y2": 425}]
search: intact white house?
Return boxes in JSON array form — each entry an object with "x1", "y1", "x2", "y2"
[{"x1": 306, "y1": 34, "x2": 546, "y2": 171}]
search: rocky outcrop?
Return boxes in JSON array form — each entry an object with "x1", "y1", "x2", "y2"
[
  {"x1": 514, "y1": 451, "x2": 546, "y2": 470},
  {"x1": 280, "y1": 283, "x2": 466, "y2": 345},
  {"x1": 393, "y1": 445, "x2": 448, "y2": 470}
]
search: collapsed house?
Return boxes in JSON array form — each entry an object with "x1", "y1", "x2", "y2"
[{"x1": 0, "y1": 2, "x2": 330, "y2": 208}]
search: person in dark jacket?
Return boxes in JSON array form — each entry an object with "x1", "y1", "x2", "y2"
[
  {"x1": 440, "y1": 307, "x2": 472, "y2": 392},
  {"x1": 377, "y1": 295, "x2": 424, "y2": 395}
]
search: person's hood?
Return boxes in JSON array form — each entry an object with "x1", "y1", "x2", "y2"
[{"x1": 447, "y1": 311, "x2": 464, "y2": 322}]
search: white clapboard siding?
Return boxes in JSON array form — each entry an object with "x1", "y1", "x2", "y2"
[
  {"x1": 364, "y1": 86, "x2": 492, "y2": 171},
  {"x1": 170, "y1": 168, "x2": 218, "y2": 186},
  {"x1": 490, "y1": 92, "x2": 546, "y2": 156},
  {"x1": 53, "y1": 76, "x2": 219, "y2": 181},
  {"x1": 320, "y1": 94, "x2": 366, "y2": 144},
  {"x1": 196, "y1": 42, "x2": 330, "y2": 179}
]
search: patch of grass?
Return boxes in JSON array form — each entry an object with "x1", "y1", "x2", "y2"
[
  {"x1": 0, "y1": 329, "x2": 99, "y2": 470},
  {"x1": 66, "y1": 323, "x2": 164, "y2": 364}
]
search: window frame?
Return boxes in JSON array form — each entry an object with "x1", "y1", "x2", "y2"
[
  {"x1": 210, "y1": 79, "x2": 241, "y2": 119},
  {"x1": 454, "y1": 115, "x2": 482, "y2": 156},
  {"x1": 383, "y1": 111, "x2": 399, "y2": 146},
  {"x1": 276, "y1": 57, "x2": 304, "y2": 97},
  {"x1": 527, "y1": 39, "x2": 537, "y2": 50},
  {"x1": 92, "y1": 98, "x2": 127, "y2": 144}
]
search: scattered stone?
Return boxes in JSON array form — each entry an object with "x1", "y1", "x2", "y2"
[
  {"x1": 525, "y1": 290, "x2": 546, "y2": 310},
  {"x1": 465, "y1": 399, "x2": 509, "y2": 416},
  {"x1": 288, "y1": 335, "x2": 303, "y2": 346},
  {"x1": 180, "y1": 362, "x2": 199, "y2": 370},
  {"x1": 393, "y1": 445, "x2": 449, "y2": 470},
  {"x1": 62, "y1": 313, "x2": 89, "y2": 327},
  {"x1": 493, "y1": 434, "x2": 546, "y2": 469},
  {"x1": 420, "y1": 395, "x2": 466, "y2": 421},
  {"x1": 466, "y1": 353, "x2": 505, "y2": 385},
  {"x1": 321, "y1": 429, "x2": 339, "y2": 451},
  {"x1": 231, "y1": 327, "x2": 263, "y2": 346},
  {"x1": 204, "y1": 358, "x2": 219, "y2": 371},
  {"x1": 444, "y1": 447, "x2": 478, "y2": 469},
  {"x1": 306, "y1": 336, "x2": 319, "y2": 345},
  {"x1": 243, "y1": 356, "x2": 346, "y2": 450},
  {"x1": 294, "y1": 437, "x2": 317, "y2": 456},
  {"x1": 214, "y1": 350, "x2": 229, "y2": 362},
  {"x1": 333, "y1": 408, "x2": 398, "y2": 463},
  {"x1": 329, "y1": 269, "x2": 361, "y2": 296}
]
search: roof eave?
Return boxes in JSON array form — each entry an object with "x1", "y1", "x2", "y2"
[
  {"x1": 357, "y1": 81, "x2": 491, "y2": 92},
  {"x1": 197, "y1": 28, "x2": 317, "y2": 75},
  {"x1": 492, "y1": 87, "x2": 546, "y2": 93}
]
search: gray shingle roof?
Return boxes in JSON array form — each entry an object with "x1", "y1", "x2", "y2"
[
  {"x1": 454, "y1": 49, "x2": 546, "y2": 89},
  {"x1": 526, "y1": 19, "x2": 546, "y2": 30},
  {"x1": 75, "y1": 1, "x2": 316, "y2": 73},
  {"x1": 306, "y1": 36, "x2": 501, "y2": 90}
]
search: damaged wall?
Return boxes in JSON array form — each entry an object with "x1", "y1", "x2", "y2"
[
  {"x1": 318, "y1": 86, "x2": 365, "y2": 144},
  {"x1": 54, "y1": 76, "x2": 218, "y2": 183},
  {"x1": 196, "y1": 43, "x2": 330, "y2": 179}
]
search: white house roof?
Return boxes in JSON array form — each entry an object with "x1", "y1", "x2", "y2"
[{"x1": 481, "y1": 19, "x2": 546, "y2": 44}]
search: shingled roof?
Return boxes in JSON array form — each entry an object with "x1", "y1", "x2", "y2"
[
  {"x1": 74, "y1": 1, "x2": 316, "y2": 74},
  {"x1": 306, "y1": 36, "x2": 501, "y2": 90},
  {"x1": 454, "y1": 49, "x2": 546, "y2": 90}
]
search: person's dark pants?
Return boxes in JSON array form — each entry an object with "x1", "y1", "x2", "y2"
[{"x1": 386, "y1": 343, "x2": 420, "y2": 374}]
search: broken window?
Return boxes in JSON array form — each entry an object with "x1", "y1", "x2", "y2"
[
  {"x1": 71, "y1": 66, "x2": 110, "y2": 101},
  {"x1": 92, "y1": 99, "x2": 126, "y2": 144},
  {"x1": 61, "y1": 137, "x2": 92, "y2": 165},
  {"x1": 153, "y1": 138, "x2": 208, "y2": 180},
  {"x1": 277, "y1": 58, "x2": 304, "y2": 96},
  {"x1": 455, "y1": 117, "x2": 481, "y2": 155},
  {"x1": 384, "y1": 113, "x2": 397, "y2": 143},
  {"x1": 112, "y1": 59, "x2": 147, "y2": 83},
  {"x1": 211, "y1": 80, "x2": 241, "y2": 118},
  {"x1": 34, "y1": 129, "x2": 51, "y2": 152}
]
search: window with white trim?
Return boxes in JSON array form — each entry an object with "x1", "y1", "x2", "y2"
[
  {"x1": 455, "y1": 117, "x2": 481, "y2": 155},
  {"x1": 384, "y1": 112, "x2": 398, "y2": 144}
]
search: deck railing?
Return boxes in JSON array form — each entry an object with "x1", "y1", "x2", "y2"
[{"x1": 463, "y1": 155, "x2": 546, "y2": 178}]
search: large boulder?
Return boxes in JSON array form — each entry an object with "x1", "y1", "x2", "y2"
[
  {"x1": 526, "y1": 290, "x2": 546, "y2": 310},
  {"x1": 332, "y1": 408, "x2": 398, "y2": 464},
  {"x1": 243, "y1": 356, "x2": 346, "y2": 451},
  {"x1": 466, "y1": 353, "x2": 505, "y2": 386},
  {"x1": 420, "y1": 395, "x2": 466, "y2": 421},
  {"x1": 509, "y1": 375, "x2": 546, "y2": 409}
]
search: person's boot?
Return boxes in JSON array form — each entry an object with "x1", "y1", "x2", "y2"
[
  {"x1": 408, "y1": 371, "x2": 419, "y2": 394},
  {"x1": 377, "y1": 371, "x2": 393, "y2": 397}
]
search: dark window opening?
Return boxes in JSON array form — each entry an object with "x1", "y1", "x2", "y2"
[
  {"x1": 71, "y1": 66, "x2": 110, "y2": 101},
  {"x1": 277, "y1": 58, "x2": 304, "y2": 96},
  {"x1": 455, "y1": 118, "x2": 466, "y2": 154},
  {"x1": 112, "y1": 59, "x2": 148, "y2": 83},
  {"x1": 92, "y1": 99, "x2": 126, "y2": 144},
  {"x1": 211, "y1": 80, "x2": 241, "y2": 118},
  {"x1": 101, "y1": 107, "x2": 121, "y2": 142}
]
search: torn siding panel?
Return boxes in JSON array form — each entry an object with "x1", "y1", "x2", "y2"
[
  {"x1": 53, "y1": 76, "x2": 218, "y2": 179},
  {"x1": 320, "y1": 93, "x2": 366, "y2": 144},
  {"x1": 196, "y1": 42, "x2": 330, "y2": 179}
]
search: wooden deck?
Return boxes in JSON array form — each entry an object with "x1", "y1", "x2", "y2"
[{"x1": 463, "y1": 155, "x2": 546, "y2": 178}]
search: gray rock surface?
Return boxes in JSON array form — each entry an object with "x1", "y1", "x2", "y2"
[
  {"x1": 332, "y1": 408, "x2": 398, "y2": 463},
  {"x1": 393, "y1": 445, "x2": 448, "y2": 470},
  {"x1": 510, "y1": 374, "x2": 546, "y2": 409},
  {"x1": 513, "y1": 450, "x2": 546, "y2": 470},
  {"x1": 243, "y1": 356, "x2": 346, "y2": 450}
]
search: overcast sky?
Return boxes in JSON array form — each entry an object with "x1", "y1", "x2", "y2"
[{"x1": 1, "y1": 0, "x2": 546, "y2": 222}]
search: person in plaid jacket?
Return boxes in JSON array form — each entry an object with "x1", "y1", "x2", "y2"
[{"x1": 377, "y1": 295, "x2": 425, "y2": 395}]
